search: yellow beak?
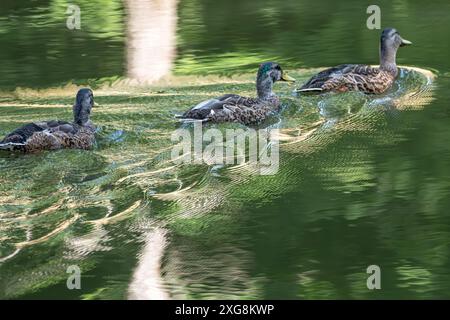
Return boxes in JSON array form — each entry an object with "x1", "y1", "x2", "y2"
[
  {"x1": 401, "y1": 38, "x2": 412, "y2": 46},
  {"x1": 281, "y1": 72, "x2": 296, "y2": 82}
]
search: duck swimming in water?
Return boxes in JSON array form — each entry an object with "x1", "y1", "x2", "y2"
[
  {"x1": 0, "y1": 88, "x2": 96, "y2": 153},
  {"x1": 179, "y1": 62, "x2": 295, "y2": 125},
  {"x1": 297, "y1": 28, "x2": 412, "y2": 94}
]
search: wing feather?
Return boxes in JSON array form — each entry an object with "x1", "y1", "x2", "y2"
[{"x1": 299, "y1": 64, "x2": 381, "y2": 93}]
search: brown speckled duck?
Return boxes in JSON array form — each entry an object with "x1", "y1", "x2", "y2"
[
  {"x1": 297, "y1": 28, "x2": 412, "y2": 94},
  {"x1": 179, "y1": 62, "x2": 295, "y2": 125},
  {"x1": 0, "y1": 88, "x2": 96, "y2": 153}
]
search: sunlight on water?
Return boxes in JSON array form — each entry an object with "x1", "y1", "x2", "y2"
[
  {"x1": 0, "y1": 65, "x2": 436, "y2": 299},
  {"x1": 1, "y1": 0, "x2": 450, "y2": 300}
]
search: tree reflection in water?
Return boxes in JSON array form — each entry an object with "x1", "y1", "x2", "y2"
[{"x1": 125, "y1": 0, "x2": 177, "y2": 83}]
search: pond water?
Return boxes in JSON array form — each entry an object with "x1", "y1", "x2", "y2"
[{"x1": 0, "y1": 0, "x2": 450, "y2": 299}]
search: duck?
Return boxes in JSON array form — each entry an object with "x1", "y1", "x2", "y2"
[
  {"x1": 297, "y1": 28, "x2": 412, "y2": 94},
  {"x1": 0, "y1": 88, "x2": 96, "y2": 153},
  {"x1": 178, "y1": 62, "x2": 295, "y2": 125}
]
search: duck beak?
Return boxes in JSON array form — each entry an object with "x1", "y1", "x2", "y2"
[
  {"x1": 400, "y1": 38, "x2": 412, "y2": 46},
  {"x1": 281, "y1": 72, "x2": 296, "y2": 82}
]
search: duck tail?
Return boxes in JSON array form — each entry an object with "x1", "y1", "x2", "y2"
[
  {"x1": 295, "y1": 87, "x2": 324, "y2": 94},
  {"x1": 177, "y1": 117, "x2": 210, "y2": 124},
  {"x1": 174, "y1": 114, "x2": 210, "y2": 124},
  {"x1": 0, "y1": 142, "x2": 26, "y2": 152}
]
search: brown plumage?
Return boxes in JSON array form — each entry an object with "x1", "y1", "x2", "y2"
[
  {"x1": 179, "y1": 62, "x2": 295, "y2": 125},
  {"x1": 0, "y1": 88, "x2": 96, "y2": 153},
  {"x1": 298, "y1": 28, "x2": 412, "y2": 94}
]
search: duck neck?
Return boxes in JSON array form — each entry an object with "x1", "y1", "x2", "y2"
[
  {"x1": 256, "y1": 76, "x2": 275, "y2": 100},
  {"x1": 73, "y1": 105, "x2": 90, "y2": 126},
  {"x1": 379, "y1": 44, "x2": 399, "y2": 76}
]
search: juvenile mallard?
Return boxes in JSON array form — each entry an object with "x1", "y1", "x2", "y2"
[
  {"x1": 179, "y1": 62, "x2": 295, "y2": 125},
  {"x1": 297, "y1": 28, "x2": 412, "y2": 94},
  {"x1": 0, "y1": 88, "x2": 96, "y2": 153}
]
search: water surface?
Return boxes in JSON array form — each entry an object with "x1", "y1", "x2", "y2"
[{"x1": 0, "y1": 0, "x2": 450, "y2": 299}]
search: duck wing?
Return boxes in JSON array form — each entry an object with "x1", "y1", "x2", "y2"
[
  {"x1": 179, "y1": 94, "x2": 244, "y2": 121},
  {"x1": 298, "y1": 64, "x2": 380, "y2": 92},
  {"x1": 1, "y1": 120, "x2": 76, "y2": 143},
  {"x1": 37, "y1": 120, "x2": 78, "y2": 133},
  {"x1": 181, "y1": 93, "x2": 273, "y2": 125},
  {"x1": 0, "y1": 120, "x2": 83, "y2": 152},
  {"x1": 1, "y1": 123, "x2": 43, "y2": 146}
]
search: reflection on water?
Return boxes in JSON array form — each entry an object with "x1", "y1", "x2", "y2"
[
  {"x1": 125, "y1": 0, "x2": 177, "y2": 83},
  {"x1": 0, "y1": 67, "x2": 440, "y2": 299},
  {"x1": 0, "y1": 0, "x2": 450, "y2": 300},
  {"x1": 128, "y1": 226, "x2": 168, "y2": 300},
  {"x1": 0, "y1": 0, "x2": 125, "y2": 89}
]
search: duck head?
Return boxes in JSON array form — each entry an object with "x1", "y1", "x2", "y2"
[
  {"x1": 380, "y1": 28, "x2": 412, "y2": 74},
  {"x1": 73, "y1": 88, "x2": 94, "y2": 126},
  {"x1": 256, "y1": 62, "x2": 295, "y2": 100}
]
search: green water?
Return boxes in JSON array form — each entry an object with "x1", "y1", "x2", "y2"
[{"x1": 1, "y1": 0, "x2": 450, "y2": 299}]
